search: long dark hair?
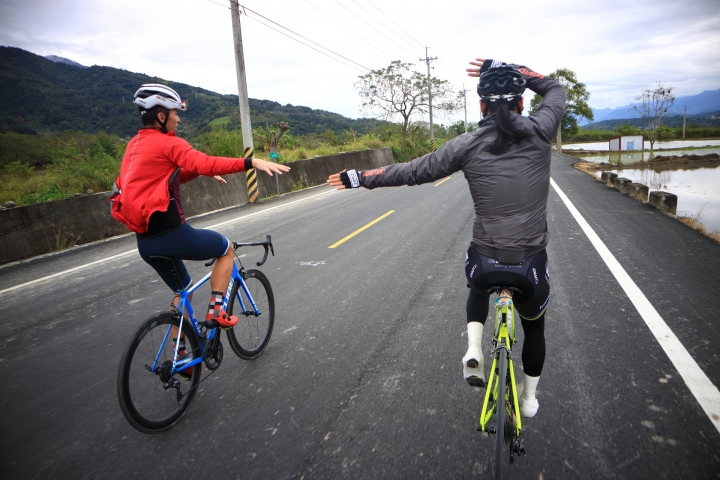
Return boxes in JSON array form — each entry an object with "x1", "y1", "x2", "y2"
[{"x1": 485, "y1": 99, "x2": 528, "y2": 155}]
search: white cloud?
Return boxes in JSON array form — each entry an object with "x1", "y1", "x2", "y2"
[{"x1": 1, "y1": 0, "x2": 719, "y2": 125}]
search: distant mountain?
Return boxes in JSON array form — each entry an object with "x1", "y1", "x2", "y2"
[
  {"x1": 582, "y1": 111, "x2": 720, "y2": 130},
  {"x1": 44, "y1": 55, "x2": 87, "y2": 68},
  {"x1": 579, "y1": 88, "x2": 720, "y2": 127},
  {"x1": 0, "y1": 46, "x2": 385, "y2": 138}
]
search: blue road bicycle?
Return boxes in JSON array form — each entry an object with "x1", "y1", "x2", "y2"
[{"x1": 117, "y1": 236, "x2": 275, "y2": 433}]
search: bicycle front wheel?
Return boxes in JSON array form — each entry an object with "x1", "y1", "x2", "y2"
[
  {"x1": 227, "y1": 269, "x2": 275, "y2": 360},
  {"x1": 117, "y1": 311, "x2": 201, "y2": 433},
  {"x1": 495, "y1": 348, "x2": 508, "y2": 480}
]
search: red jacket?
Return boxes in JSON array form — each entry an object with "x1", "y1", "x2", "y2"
[{"x1": 111, "y1": 128, "x2": 248, "y2": 234}]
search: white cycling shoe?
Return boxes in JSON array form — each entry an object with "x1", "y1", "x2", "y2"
[
  {"x1": 520, "y1": 396, "x2": 539, "y2": 417},
  {"x1": 463, "y1": 322, "x2": 485, "y2": 387},
  {"x1": 463, "y1": 346, "x2": 485, "y2": 387}
]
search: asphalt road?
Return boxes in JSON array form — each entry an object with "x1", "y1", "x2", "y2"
[{"x1": 1, "y1": 152, "x2": 719, "y2": 479}]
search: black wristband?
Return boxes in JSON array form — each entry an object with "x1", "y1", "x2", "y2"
[{"x1": 244, "y1": 157, "x2": 253, "y2": 170}]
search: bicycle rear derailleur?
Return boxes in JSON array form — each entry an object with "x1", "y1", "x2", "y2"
[{"x1": 509, "y1": 435, "x2": 526, "y2": 464}]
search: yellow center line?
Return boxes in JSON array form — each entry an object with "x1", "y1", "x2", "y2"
[
  {"x1": 328, "y1": 210, "x2": 395, "y2": 248},
  {"x1": 434, "y1": 176, "x2": 451, "y2": 187}
]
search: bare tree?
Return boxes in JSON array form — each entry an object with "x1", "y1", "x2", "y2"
[
  {"x1": 355, "y1": 61, "x2": 460, "y2": 139},
  {"x1": 634, "y1": 82, "x2": 675, "y2": 151}
]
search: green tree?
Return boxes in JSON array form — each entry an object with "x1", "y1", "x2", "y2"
[
  {"x1": 615, "y1": 124, "x2": 641, "y2": 135},
  {"x1": 529, "y1": 68, "x2": 593, "y2": 151},
  {"x1": 355, "y1": 61, "x2": 460, "y2": 139},
  {"x1": 633, "y1": 82, "x2": 675, "y2": 150}
]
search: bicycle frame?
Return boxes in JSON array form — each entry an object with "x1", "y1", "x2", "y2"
[
  {"x1": 478, "y1": 296, "x2": 523, "y2": 438},
  {"x1": 148, "y1": 260, "x2": 260, "y2": 378}
]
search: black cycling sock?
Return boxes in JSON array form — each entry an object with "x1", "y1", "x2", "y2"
[
  {"x1": 466, "y1": 288, "x2": 490, "y2": 324},
  {"x1": 521, "y1": 313, "x2": 546, "y2": 377}
]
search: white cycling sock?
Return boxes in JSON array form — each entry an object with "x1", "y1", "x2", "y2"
[
  {"x1": 522, "y1": 374, "x2": 539, "y2": 399},
  {"x1": 467, "y1": 321, "x2": 483, "y2": 351},
  {"x1": 521, "y1": 374, "x2": 540, "y2": 417}
]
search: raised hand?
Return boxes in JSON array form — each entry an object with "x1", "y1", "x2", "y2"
[
  {"x1": 252, "y1": 158, "x2": 291, "y2": 176},
  {"x1": 327, "y1": 171, "x2": 346, "y2": 190},
  {"x1": 466, "y1": 58, "x2": 486, "y2": 77}
]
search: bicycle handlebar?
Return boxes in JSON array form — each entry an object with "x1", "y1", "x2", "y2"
[{"x1": 204, "y1": 235, "x2": 274, "y2": 268}]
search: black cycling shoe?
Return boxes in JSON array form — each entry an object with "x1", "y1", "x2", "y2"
[{"x1": 466, "y1": 375, "x2": 486, "y2": 388}]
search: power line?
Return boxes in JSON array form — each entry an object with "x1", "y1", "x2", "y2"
[
  {"x1": 206, "y1": 0, "x2": 229, "y2": 8},
  {"x1": 301, "y1": 0, "x2": 393, "y2": 60},
  {"x1": 331, "y1": 0, "x2": 417, "y2": 57},
  {"x1": 364, "y1": 0, "x2": 425, "y2": 49},
  {"x1": 203, "y1": 0, "x2": 371, "y2": 73},
  {"x1": 241, "y1": 4, "x2": 372, "y2": 72},
  {"x1": 347, "y1": 0, "x2": 417, "y2": 51},
  {"x1": 243, "y1": 13, "x2": 368, "y2": 73}
]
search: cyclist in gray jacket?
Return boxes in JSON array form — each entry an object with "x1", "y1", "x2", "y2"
[{"x1": 328, "y1": 58, "x2": 566, "y2": 418}]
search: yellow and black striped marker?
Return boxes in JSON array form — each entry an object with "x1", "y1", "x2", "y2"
[
  {"x1": 244, "y1": 147, "x2": 258, "y2": 203},
  {"x1": 430, "y1": 139, "x2": 436, "y2": 152}
]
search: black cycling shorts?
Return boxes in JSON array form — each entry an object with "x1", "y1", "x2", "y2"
[
  {"x1": 465, "y1": 247, "x2": 549, "y2": 320},
  {"x1": 136, "y1": 222, "x2": 229, "y2": 292}
]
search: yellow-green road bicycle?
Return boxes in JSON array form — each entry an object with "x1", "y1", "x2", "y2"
[{"x1": 478, "y1": 287, "x2": 526, "y2": 479}]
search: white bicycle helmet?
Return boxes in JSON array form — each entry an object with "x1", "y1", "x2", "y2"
[{"x1": 133, "y1": 83, "x2": 187, "y2": 112}]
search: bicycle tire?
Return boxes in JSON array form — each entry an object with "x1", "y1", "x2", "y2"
[
  {"x1": 117, "y1": 311, "x2": 201, "y2": 433},
  {"x1": 226, "y1": 269, "x2": 275, "y2": 360},
  {"x1": 495, "y1": 348, "x2": 508, "y2": 480}
]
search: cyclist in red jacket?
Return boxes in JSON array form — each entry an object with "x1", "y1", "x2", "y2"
[{"x1": 112, "y1": 84, "x2": 289, "y2": 329}]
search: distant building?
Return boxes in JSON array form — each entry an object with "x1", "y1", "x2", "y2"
[{"x1": 609, "y1": 135, "x2": 644, "y2": 151}]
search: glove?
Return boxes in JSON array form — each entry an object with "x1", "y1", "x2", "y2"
[
  {"x1": 340, "y1": 169, "x2": 365, "y2": 189},
  {"x1": 480, "y1": 59, "x2": 506, "y2": 73}
]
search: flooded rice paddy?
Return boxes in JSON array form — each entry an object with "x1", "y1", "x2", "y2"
[
  {"x1": 564, "y1": 139, "x2": 720, "y2": 151},
  {"x1": 579, "y1": 147, "x2": 720, "y2": 165},
  {"x1": 592, "y1": 166, "x2": 720, "y2": 233}
]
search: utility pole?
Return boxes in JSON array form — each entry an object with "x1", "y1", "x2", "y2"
[
  {"x1": 420, "y1": 47, "x2": 437, "y2": 151},
  {"x1": 683, "y1": 105, "x2": 686, "y2": 140},
  {"x1": 230, "y1": 0, "x2": 258, "y2": 202}
]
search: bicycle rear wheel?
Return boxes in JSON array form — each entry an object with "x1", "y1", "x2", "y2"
[
  {"x1": 226, "y1": 269, "x2": 275, "y2": 360},
  {"x1": 495, "y1": 348, "x2": 508, "y2": 480},
  {"x1": 117, "y1": 311, "x2": 201, "y2": 433}
]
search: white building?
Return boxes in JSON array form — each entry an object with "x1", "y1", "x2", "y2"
[{"x1": 609, "y1": 135, "x2": 644, "y2": 151}]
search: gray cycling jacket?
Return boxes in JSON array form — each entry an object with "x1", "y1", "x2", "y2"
[{"x1": 361, "y1": 64, "x2": 566, "y2": 264}]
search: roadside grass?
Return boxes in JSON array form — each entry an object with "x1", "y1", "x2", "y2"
[
  {"x1": 0, "y1": 129, "x2": 437, "y2": 206},
  {"x1": 679, "y1": 206, "x2": 720, "y2": 244},
  {"x1": 1, "y1": 132, "x2": 125, "y2": 206}
]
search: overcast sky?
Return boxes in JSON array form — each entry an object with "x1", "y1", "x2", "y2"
[{"x1": 1, "y1": 0, "x2": 719, "y2": 125}]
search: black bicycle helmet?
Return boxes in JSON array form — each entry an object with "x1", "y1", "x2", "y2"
[{"x1": 477, "y1": 65, "x2": 526, "y2": 103}]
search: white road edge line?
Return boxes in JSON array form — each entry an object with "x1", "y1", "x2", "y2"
[
  {"x1": 550, "y1": 177, "x2": 720, "y2": 434},
  {"x1": 0, "y1": 189, "x2": 337, "y2": 296}
]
